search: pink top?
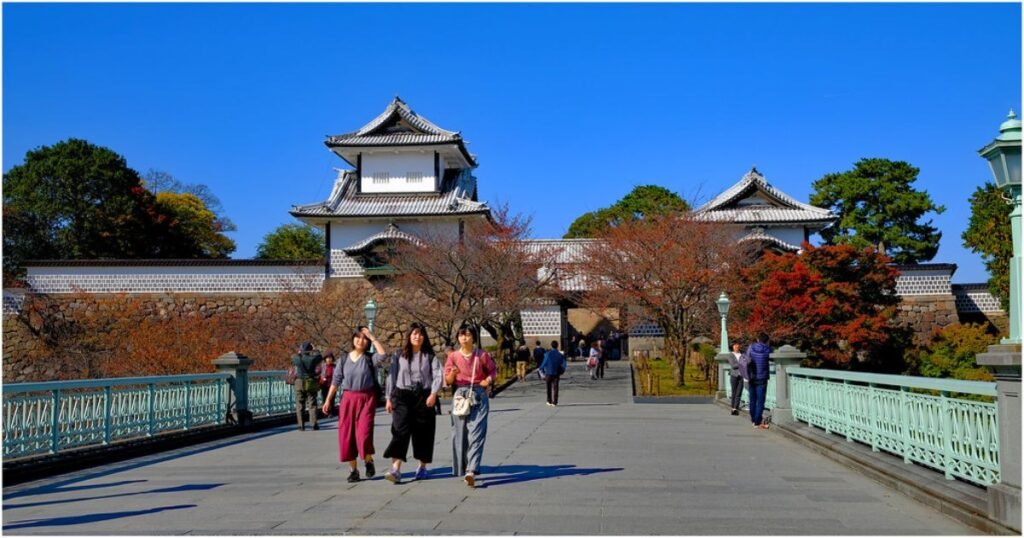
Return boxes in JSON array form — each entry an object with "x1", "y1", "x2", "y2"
[{"x1": 444, "y1": 349, "x2": 497, "y2": 387}]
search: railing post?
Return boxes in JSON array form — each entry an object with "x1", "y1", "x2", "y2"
[
  {"x1": 977, "y1": 343, "x2": 1022, "y2": 531},
  {"x1": 869, "y1": 383, "x2": 879, "y2": 452},
  {"x1": 715, "y1": 352, "x2": 731, "y2": 401},
  {"x1": 50, "y1": 389, "x2": 60, "y2": 454},
  {"x1": 147, "y1": 383, "x2": 156, "y2": 437},
  {"x1": 769, "y1": 345, "x2": 805, "y2": 425},
  {"x1": 900, "y1": 386, "x2": 912, "y2": 464},
  {"x1": 940, "y1": 390, "x2": 954, "y2": 480},
  {"x1": 104, "y1": 386, "x2": 112, "y2": 445},
  {"x1": 843, "y1": 380, "x2": 853, "y2": 442},
  {"x1": 184, "y1": 381, "x2": 192, "y2": 430},
  {"x1": 212, "y1": 351, "x2": 254, "y2": 427}
]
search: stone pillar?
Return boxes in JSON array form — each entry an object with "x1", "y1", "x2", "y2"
[
  {"x1": 977, "y1": 344, "x2": 1021, "y2": 532},
  {"x1": 212, "y1": 351, "x2": 255, "y2": 428},
  {"x1": 715, "y1": 353, "x2": 731, "y2": 400},
  {"x1": 769, "y1": 345, "x2": 806, "y2": 424}
]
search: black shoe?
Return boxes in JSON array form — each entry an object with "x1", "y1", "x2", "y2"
[
  {"x1": 730, "y1": 409, "x2": 739, "y2": 416},
  {"x1": 312, "y1": 423, "x2": 320, "y2": 431},
  {"x1": 365, "y1": 460, "x2": 376, "y2": 478},
  {"x1": 347, "y1": 469, "x2": 360, "y2": 482},
  {"x1": 298, "y1": 425, "x2": 305, "y2": 431}
]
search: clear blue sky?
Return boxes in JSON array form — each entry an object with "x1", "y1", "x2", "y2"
[{"x1": 3, "y1": 3, "x2": 1020, "y2": 283}]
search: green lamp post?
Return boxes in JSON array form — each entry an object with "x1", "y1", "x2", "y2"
[
  {"x1": 716, "y1": 292, "x2": 730, "y2": 353},
  {"x1": 979, "y1": 110, "x2": 1022, "y2": 345},
  {"x1": 364, "y1": 298, "x2": 378, "y2": 333}
]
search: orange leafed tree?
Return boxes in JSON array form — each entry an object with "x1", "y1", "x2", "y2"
[{"x1": 573, "y1": 215, "x2": 753, "y2": 386}]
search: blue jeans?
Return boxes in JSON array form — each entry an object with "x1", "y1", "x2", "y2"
[{"x1": 749, "y1": 380, "x2": 768, "y2": 425}]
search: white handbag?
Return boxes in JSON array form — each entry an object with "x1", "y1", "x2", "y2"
[{"x1": 451, "y1": 353, "x2": 478, "y2": 417}]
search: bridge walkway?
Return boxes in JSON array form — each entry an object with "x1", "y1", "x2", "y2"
[{"x1": 2, "y1": 362, "x2": 977, "y2": 535}]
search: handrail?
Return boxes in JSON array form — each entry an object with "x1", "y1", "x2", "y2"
[
  {"x1": 787, "y1": 367, "x2": 996, "y2": 397},
  {"x1": 3, "y1": 374, "x2": 231, "y2": 395}
]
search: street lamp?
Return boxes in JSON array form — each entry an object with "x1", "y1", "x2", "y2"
[
  {"x1": 979, "y1": 110, "x2": 1022, "y2": 345},
  {"x1": 364, "y1": 298, "x2": 378, "y2": 333},
  {"x1": 716, "y1": 291, "x2": 730, "y2": 353}
]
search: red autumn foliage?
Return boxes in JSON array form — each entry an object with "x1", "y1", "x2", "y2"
[{"x1": 734, "y1": 242, "x2": 901, "y2": 367}]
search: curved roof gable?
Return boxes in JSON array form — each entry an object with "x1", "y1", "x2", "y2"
[
  {"x1": 325, "y1": 97, "x2": 477, "y2": 167},
  {"x1": 342, "y1": 223, "x2": 425, "y2": 255},
  {"x1": 694, "y1": 168, "x2": 836, "y2": 226}
]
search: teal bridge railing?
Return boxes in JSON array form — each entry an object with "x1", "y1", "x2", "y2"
[
  {"x1": 725, "y1": 363, "x2": 1000, "y2": 487},
  {"x1": 3, "y1": 371, "x2": 294, "y2": 460},
  {"x1": 786, "y1": 367, "x2": 999, "y2": 487}
]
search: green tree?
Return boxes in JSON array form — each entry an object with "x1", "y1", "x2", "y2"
[
  {"x1": 810, "y1": 158, "x2": 945, "y2": 264},
  {"x1": 155, "y1": 192, "x2": 236, "y2": 258},
  {"x1": 3, "y1": 139, "x2": 172, "y2": 281},
  {"x1": 564, "y1": 185, "x2": 690, "y2": 238},
  {"x1": 962, "y1": 182, "x2": 1012, "y2": 310},
  {"x1": 907, "y1": 323, "x2": 995, "y2": 382},
  {"x1": 256, "y1": 224, "x2": 325, "y2": 260},
  {"x1": 143, "y1": 170, "x2": 237, "y2": 233}
]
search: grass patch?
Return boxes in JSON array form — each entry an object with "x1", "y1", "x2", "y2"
[{"x1": 632, "y1": 357, "x2": 716, "y2": 397}]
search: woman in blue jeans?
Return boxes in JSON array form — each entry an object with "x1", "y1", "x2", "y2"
[{"x1": 443, "y1": 325, "x2": 496, "y2": 488}]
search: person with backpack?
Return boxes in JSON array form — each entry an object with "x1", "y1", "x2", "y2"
[
  {"x1": 746, "y1": 333, "x2": 773, "y2": 429},
  {"x1": 321, "y1": 326, "x2": 387, "y2": 482},
  {"x1": 726, "y1": 342, "x2": 749, "y2": 416},
  {"x1": 539, "y1": 341, "x2": 567, "y2": 406},
  {"x1": 319, "y1": 352, "x2": 337, "y2": 418},
  {"x1": 292, "y1": 342, "x2": 324, "y2": 431},
  {"x1": 515, "y1": 344, "x2": 530, "y2": 381},
  {"x1": 382, "y1": 323, "x2": 444, "y2": 484}
]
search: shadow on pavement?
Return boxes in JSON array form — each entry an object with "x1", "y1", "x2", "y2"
[
  {"x1": 2, "y1": 504, "x2": 196, "y2": 531},
  {"x1": 3, "y1": 483, "x2": 223, "y2": 510},
  {"x1": 4, "y1": 429, "x2": 288, "y2": 501},
  {"x1": 473, "y1": 464, "x2": 623, "y2": 488}
]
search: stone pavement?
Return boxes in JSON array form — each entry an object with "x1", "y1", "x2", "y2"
[{"x1": 2, "y1": 362, "x2": 978, "y2": 535}]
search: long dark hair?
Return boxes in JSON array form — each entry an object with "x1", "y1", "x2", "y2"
[{"x1": 402, "y1": 323, "x2": 435, "y2": 360}]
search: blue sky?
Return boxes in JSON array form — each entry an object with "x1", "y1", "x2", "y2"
[{"x1": 3, "y1": 3, "x2": 1020, "y2": 283}]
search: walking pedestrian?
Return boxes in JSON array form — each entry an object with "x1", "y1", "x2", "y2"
[
  {"x1": 382, "y1": 323, "x2": 443, "y2": 484},
  {"x1": 588, "y1": 341, "x2": 600, "y2": 380},
  {"x1": 746, "y1": 333, "x2": 772, "y2": 429},
  {"x1": 515, "y1": 344, "x2": 530, "y2": 381},
  {"x1": 532, "y1": 340, "x2": 546, "y2": 379},
  {"x1": 596, "y1": 340, "x2": 607, "y2": 379},
  {"x1": 444, "y1": 325, "x2": 496, "y2": 488},
  {"x1": 319, "y1": 352, "x2": 337, "y2": 418},
  {"x1": 539, "y1": 341, "x2": 567, "y2": 406},
  {"x1": 292, "y1": 342, "x2": 323, "y2": 431},
  {"x1": 321, "y1": 326, "x2": 387, "y2": 482},
  {"x1": 726, "y1": 342, "x2": 749, "y2": 416}
]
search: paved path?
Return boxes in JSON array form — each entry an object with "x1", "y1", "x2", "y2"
[{"x1": 3, "y1": 362, "x2": 977, "y2": 535}]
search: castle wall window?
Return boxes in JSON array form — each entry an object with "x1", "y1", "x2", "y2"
[
  {"x1": 372, "y1": 172, "x2": 390, "y2": 185},
  {"x1": 407, "y1": 172, "x2": 424, "y2": 184}
]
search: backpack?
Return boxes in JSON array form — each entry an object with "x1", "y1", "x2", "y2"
[{"x1": 736, "y1": 353, "x2": 751, "y2": 380}]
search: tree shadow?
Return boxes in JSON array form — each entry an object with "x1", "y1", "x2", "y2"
[
  {"x1": 4, "y1": 483, "x2": 223, "y2": 510},
  {"x1": 2, "y1": 504, "x2": 196, "y2": 531},
  {"x1": 423, "y1": 464, "x2": 622, "y2": 487}
]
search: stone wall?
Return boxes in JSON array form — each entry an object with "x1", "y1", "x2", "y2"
[
  {"x1": 895, "y1": 295, "x2": 960, "y2": 343},
  {"x1": 1, "y1": 279, "x2": 397, "y2": 383}
]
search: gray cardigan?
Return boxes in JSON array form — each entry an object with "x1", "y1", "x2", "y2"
[{"x1": 385, "y1": 351, "x2": 443, "y2": 399}]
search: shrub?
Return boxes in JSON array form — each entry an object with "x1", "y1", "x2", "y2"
[{"x1": 906, "y1": 323, "x2": 995, "y2": 382}]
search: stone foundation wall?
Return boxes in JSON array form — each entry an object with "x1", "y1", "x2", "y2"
[
  {"x1": 1, "y1": 279, "x2": 404, "y2": 383},
  {"x1": 895, "y1": 295, "x2": 960, "y2": 343}
]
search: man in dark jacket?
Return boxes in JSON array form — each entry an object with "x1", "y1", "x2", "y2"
[
  {"x1": 532, "y1": 341, "x2": 546, "y2": 379},
  {"x1": 539, "y1": 341, "x2": 567, "y2": 406},
  {"x1": 745, "y1": 334, "x2": 772, "y2": 429},
  {"x1": 292, "y1": 341, "x2": 324, "y2": 431}
]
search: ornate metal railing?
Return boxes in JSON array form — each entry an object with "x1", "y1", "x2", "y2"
[
  {"x1": 787, "y1": 367, "x2": 999, "y2": 487},
  {"x1": 248, "y1": 370, "x2": 295, "y2": 416},
  {"x1": 723, "y1": 363, "x2": 776, "y2": 410},
  {"x1": 3, "y1": 374, "x2": 231, "y2": 459}
]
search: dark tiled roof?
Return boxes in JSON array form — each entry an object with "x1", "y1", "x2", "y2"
[
  {"x1": 694, "y1": 168, "x2": 836, "y2": 227},
  {"x1": 342, "y1": 224, "x2": 424, "y2": 255},
  {"x1": 326, "y1": 97, "x2": 477, "y2": 166},
  {"x1": 290, "y1": 170, "x2": 489, "y2": 219}
]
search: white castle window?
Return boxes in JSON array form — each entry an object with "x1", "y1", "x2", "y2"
[
  {"x1": 406, "y1": 172, "x2": 423, "y2": 184},
  {"x1": 372, "y1": 172, "x2": 390, "y2": 185}
]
